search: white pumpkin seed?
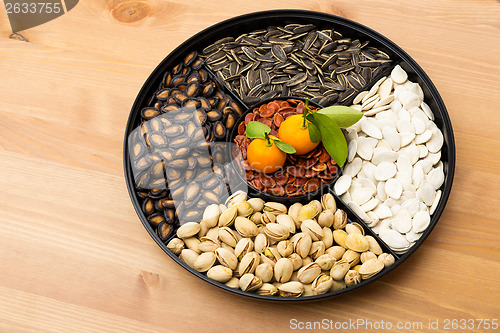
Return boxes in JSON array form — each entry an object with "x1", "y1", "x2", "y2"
[
  {"x1": 347, "y1": 140, "x2": 357, "y2": 162},
  {"x1": 380, "y1": 229, "x2": 409, "y2": 250},
  {"x1": 360, "y1": 198, "x2": 379, "y2": 212},
  {"x1": 353, "y1": 91, "x2": 368, "y2": 104},
  {"x1": 372, "y1": 204, "x2": 392, "y2": 220},
  {"x1": 351, "y1": 188, "x2": 374, "y2": 206},
  {"x1": 420, "y1": 102, "x2": 435, "y2": 121},
  {"x1": 429, "y1": 190, "x2": 442, "y2": 215},
  {"x1": 372, "y1": 150, "x2": 398, "y2": 165},
  {"x1": 356, "y1": 137, "x2": 374, "y2": 160},
  {"x1": 343, "y1": 157, "x2": 362, "y2": 177},
  {"x1": 360, "y1": 118, "x2": 382, "y2": 139},
  {"x1": 393, "y1": 208, "x2": 412, "y2": 234},
  {"x1": 375, "y1": 162, "x2": 397, "y2": 181},
  {"x1": 426, "y1": 128, "x2": 444, "y2": 153},
  {"x1": 412, "y1": 211, "x2": 430, "y2": 233},
  {"x1": 420, "y1": 184, "x2": 436, "y2": 206},
  {"x1": 385, "y1": 178, "x2": 403, "y2": 200},
  {"x1": 390, "y1": 65, "x2": 408, "y2": 84},
  {"x1": 377, "y1": 77, "x2": 393, "y2": 99},
  {"x1": 334, "y1": 175, "x2": 352, "y2": 196}
]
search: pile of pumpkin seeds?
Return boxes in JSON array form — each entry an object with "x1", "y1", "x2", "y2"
[{"x1": 202, "y1": 24, "x2": 393, "y2": 106}]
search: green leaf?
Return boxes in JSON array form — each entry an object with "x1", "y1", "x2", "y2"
[
  {"x1": 316, "y1": 106, "x2": 363, "y2": 128},
  {"x1": 308, "y1": 122, "x2": 321, "y2": 143},
  {"x1": 273, "y1": 139, "x2": 296, "y2": 154},
  {"x1": 246, "y1": 121, "x2": 270, "y2": 139},
  {"x1": 305, "y1": 113, "x2": 315, "y2": 123},
  {"x1": 311, "y1": 113, "x2": 347, "y2": 167}
]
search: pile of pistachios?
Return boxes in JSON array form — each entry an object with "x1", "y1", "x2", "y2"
[{"x1": 167, "y1": 191, "x2": 395, "y2": 297}]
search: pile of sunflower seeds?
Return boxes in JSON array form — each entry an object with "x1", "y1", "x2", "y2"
[{"x1": 201, "y1": 24, "x2": 392, "y2": 106}]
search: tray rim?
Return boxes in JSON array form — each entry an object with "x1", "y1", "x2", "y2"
[{"x1": 123, "y1": 9, "x2": 456, "y2": 301}]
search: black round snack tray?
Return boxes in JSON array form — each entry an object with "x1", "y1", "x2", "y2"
[{"x1": 123, "y1": 9, "x2": 455, "y2": 301}]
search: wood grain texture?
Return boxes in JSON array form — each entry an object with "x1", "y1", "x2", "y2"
[{"x1": 0, "y1": 0, "x2": 499, "y2": 332}]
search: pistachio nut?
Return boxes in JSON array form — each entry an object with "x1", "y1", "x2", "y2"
[
  {"x1": 207, "y1": 265, "x2": 233, "y2": 283},
  {"x1": 234, "y1": 238, "x2": 254, "y2": 260},
  {"x1": 247, "y1": 197, "x2": 265, "y2": 212},
  {"x1": 206, "y1": 227, "x2": 219, "y2": 242},
  {"x1": 378, "y1": 253, "x2": 395, "y2": 267},
  {"x1": 288, "y1": 253, "x2": 303, "y2": 271},
  {"x1": 332, "y1": 229, "x2": 348, "y2": 249},
  {"x1": 272, "y1": 282, "x2": 282, "y2": 290},
  {"x1": 260, "y1": 246, "x2": 281, "y2": 267},
  {"x1": 297, "y1": 262, "x2": 322, "y2": 284},
  {"x1": 276, "y1": 214, "x2": 296, "y2": 234},
  {"x1": 329, "y1": 279, "x2": 347, "y2": 292},
  {"x1": 288, "y1": 202, "x2": 303, "y2": 228},
  {"x1": 220, "y1": 242, "x2": 235, "y2": 254},
  {"x1": 218, "y1": 203, "x2": 227, "y2": 214},
  {"x1": 317, "y1": 209, "x2": 334, "y2": 228},
  {"x1": 239, "y1": 273, "x2": 262, "y2": 292},
  {"x1": 193, "y1": 252, "x2": 217, "y2": 272},
  {"x1": 236, "y1": 200, "x2": 254, "y2": 217},
  {"x1": 301, "y1": 256, "x2": 313, "y2": 267},
  {"x1": 179, "y1": 249, "x2": 199, "y2": 268},
  {"x1": 342, "y1": 249, "x2": 361, "y2": 267},
  {"x1": 315, "y1": 254, "x2": 336, "y2": 271},
  {"x1": 239, "y1": 251, "x2": 260, "y2": 276},
  {"x1": 293, "y1": 232, "x2": 312, "y2": 259},
  {"x1": 360, "y1": 251, "x2": 377, "y2": 263},
  {"x1": 321, "y1": 227, "x2": 334, "y2": 248},
  {"x1": 198, "y1": 220, "x2": 210, "y2": 237},
  {"x1": 333, "y1": 209, "x2": 347, "y2": 230},
  {"x1": 326, "y1": 245, "x2": 346, "y2": 260},
  {"x1": 330, "y1": 259, "x2": 350, "y2": 281},
  {"x1": 224, "y1": 277, "x2": 240, "y2": 289},
  {"x1": 234, "y1": 216, "x2": 259, "y2": 238},
  {"x1": 183, "y1": 237, "x2": 201, "y2": 254},
  {"x1": 344, "y1": 270, "x2": 361, "y2": 286},
  {"x1": 312, "y1": 274, "x2": 334, "y2": 295},
  {"x1": 345, "y1": 233, "x2": 370, "y2": 252},
  {"x1": 321, "y1": 193, "x2": 336, "y2": 211},
  {"x1": 166, "y1": 238, "x2": 184, "y2": 255},
  {"x1": 260, "y1": 211, "x2": 276, "y2": 224},
  {"x1": 366, "y1": 235, "x2": 384, "y2": 255},
  {"x1": 278, "y1": 281, "x2": 304, "y2": 297},
  {"x1": 290, "y1": 270, "x2": 299, "y2": 282},
  {"x1": 215, "y1": 247, "x2": 238, "y2": 270},
  {"x1": 277, "y1": 240, "x2": 293, "y2": 258},
  {"x1": 302, "y1": 283, "x2": 314, "y2": 297},
  {"x1": 309, "y1": 241, "x2": 326, "y2": 260},
  {"x1": 254, "y1": 233, "x2": 269, "y2": 254},
  {"x1": 274, "y1": 258, "x2": 294, "y2": 283},
  {"x1": 264, "y1": 223, "x2": 290, "y2": 242},
  {"x1": 198, "y1": 236, "x2": 220, "y2": 252},
  {"x1": 359, "y1": 258, "x2": 385, "y2": 279},
  {"x1": 353, "y1": 264, "x2": 361, "y2": 273},
  {"x1": 345, "y1": 222, "x2": 364, "y2": 235},
  {"x1": 263, "y1": 202, "x2": 287, "y2": 215},
  {"x1": 176, "y1": 222, "x2": 201, "y2": 239},
  {"x1": 225, "y1": 190, "x2": 247, "y2": 208},
  {"x1": 218, "y1": 226, "x2": 238, "y2": 248},
  {"x1": 257, "y1": 283, "x2": 278, "y2": 296},
  {"x1": 218, "y1": 206, "x2": 237, "y2": 227},
  {"x1": 255, "y1": 263, "x2": 274, "y2": 283},
  {"x1": 250, "y1": 212, "x2": 262, "y2": 224},
  {"x1": 300, "y1": 219, "x2": 323, "y2": 241},
  {"x1": 297, "y1": 203, "x2": 320, "y2": 222},
  {"x1": 202, "y1": 204, "x2": 220, "y2": 228},
  {"x1": 309, "y1": 200, "x2": 322, "y2": 214}
]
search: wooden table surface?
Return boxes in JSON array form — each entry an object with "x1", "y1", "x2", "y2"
[{"x1": 1, "y1": 0, "x2": 499, "y2": 332}]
